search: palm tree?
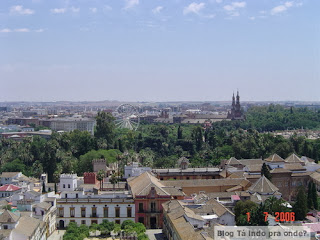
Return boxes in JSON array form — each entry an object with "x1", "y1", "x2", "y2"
[
  {"x1": 96, "y1": 170, "x2": 105, "y2": 191},
  {"x1": 110, "y1": 174, "x2": 119, "y2": 191}
]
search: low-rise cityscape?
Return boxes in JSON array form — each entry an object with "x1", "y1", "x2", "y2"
[
  {"x1": 1, "y1": 95, "x2": 320, "y2": 239},
  {"x1": 1, "y1": 0, "x2": 319, "y2": 239}
]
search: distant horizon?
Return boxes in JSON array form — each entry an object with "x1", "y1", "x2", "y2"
[
  {"x1": 1, "y1": 0, "x2": 319, "y2": 102},
  {"x1": 1, "y1": 99, "x2": 320, "y2": 105}
]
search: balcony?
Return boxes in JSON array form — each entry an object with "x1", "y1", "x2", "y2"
[
  {"x1": 139, "y1": 210, "x2": 161, "y2": 214},
  {"x1": 90, "y1": 214, "x2": 99, "y2": 218}
]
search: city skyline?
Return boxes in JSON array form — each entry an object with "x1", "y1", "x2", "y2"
[{"x1": 1, "y1": 0, "x2": 319, "y2": 102}]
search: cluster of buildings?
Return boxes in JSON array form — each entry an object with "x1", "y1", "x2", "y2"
[
  {"x1": 2, "y1": 153, "x2": 320, "y2": 239},
  {"x1": 150, "y1": 92, "x2": 245, "y2": 125},
  {"x1": 0, "y1": 92, "x2": 246, "y2": 141}
]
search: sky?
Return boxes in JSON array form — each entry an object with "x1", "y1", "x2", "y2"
[{"x1": 0, "y1": 0, "x2": 319, "y2": 102}]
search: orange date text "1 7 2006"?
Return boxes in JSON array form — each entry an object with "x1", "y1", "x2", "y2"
[{"x1": 246, "y1": 212, "x2": 295, "y2": 222}]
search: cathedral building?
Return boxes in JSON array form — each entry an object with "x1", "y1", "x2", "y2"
[{"x1": 227, "y1": 91, "x2": 245, "y2": 120}]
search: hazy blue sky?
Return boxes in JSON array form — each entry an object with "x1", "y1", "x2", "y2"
[{"x1": 1, "y1": 0, "x2": 319, "y2": 102}]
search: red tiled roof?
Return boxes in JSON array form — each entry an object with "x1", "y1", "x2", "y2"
[{"x1": 0, "y1": 184, "x2": 21, "y2": 192}]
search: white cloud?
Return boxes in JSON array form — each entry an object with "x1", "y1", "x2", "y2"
[
  {"x1": 216, "y1": 0, "x2": 223, "y2": 3},
  {"x1": 0, "y1": 28, "x2": 45, "y2": 33},
  {"x1": 51, "y1": 8, "x2": 67, "y2": 14},
  {"x1": 223, "y1": 1, "x2": 246, "y2": 11},
  {"x1": 103, "y1": 5, "x2": 112, "y2": 12},
  {"x1": 271, "y1": 1, "x2": 293, "y2": 15},
  {"x1": 183, "y1": 2, "x2": 205, "y2": 15},
  {"x1": 70, "y1": 7, "x2": 80, "y2": 13},
  {"x1": 152, "y1": 6, "x2": 163, "y2": 14},
  {"x1": 10, "y1": 5, "x2": 35, "y2": 15},
  {"x1": 90, "y1": 8, "x2": 97, "y2": 13},
  {"x1": 0, "y1": 29, "x2": 11, "y2": 33},
  {"x1": 249, "y1": 16, "x2": 255, "y2": 20},
  {"x1": 285, "y1": 2, "x2": 293, "y2": 8},
  {"x1": 223, "y1": 1, "x2": 246, "y2": 17},
  {"x1": 124, "y1": 0, "x2": 139, "y2": 10},
  {"x1": 15, "y1": 28, "x2": 30, "y2": 32}
]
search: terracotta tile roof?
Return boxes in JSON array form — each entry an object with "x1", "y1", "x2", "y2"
[
  {"x1": 0, "y1": 229, "x2": 12, "y2": 237},
  {"x1": 33, "y1": 202, "x2": 51, "y2": 211},
  {"x1": 0, "y1": 172, "x2": 21, "y2": 178},
  {"x1": 219, "y1": 169, "x2": 228, "y2": 178},
  {"x1": 162, "y1": 187, "x2": 185, "y2": 196},
  {"x1": 227, "y1": 171, "x2": 245, "y2": 178},
  {"x1": 245, "y1": 164, "x2": 263, "y2": 172},
  {"x1": 0, "y1": 210, "x2": 20, "y2": 223},
  {"x1": 301, "y1": 156, "x2": 315, "y2": 163},
  {"x1": 265, "y1": 154, "x2": 285, "y2": 163},
  {"x1": 226, "y1": 185, "x2": 243, "y2": 192},
  {"x1": 225, "y1": 157, "x2": 241, "y2": 166},
  {"x1": 184, "y1": 207, "x2": 204, "y2": 221},
  {"x1": 192, "y1": 198, "x2": 234, "y2": 217},
  {"x1": 270, "y1": 168, "x2": 291, "y2": 173},
  {"x1": 13, "y1": 216, "x2": 44, "y2": 237},
  {"x1": 248, "y1": 175, "x2": 279, "y2": 194},
  {"x1": 310, "y1": 172, "x2": 320, "y2": 182},
  {"x1": 162, "y1": 200, "x2": 209, "y2": 240},
  {"x1": 283, "y1": 163, "x2": 306, "y2": 171},
  {"x1": 128, "y1": 172, "x2": 171, "y2": 197},
  {"x1": 0, "y1": 184, "x2": 21, "y2": 192},
  {"x1": 161, "y1": 178, "x2": 251, "y2": 188},
  {"x1": 238, "y1": 159, "x2": 264, "y2": 166},
  {"x1": 284, "y1": 153, "x2": 304, "y2": 163}
]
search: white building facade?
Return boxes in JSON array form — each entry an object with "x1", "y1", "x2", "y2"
[{"x1": 57, "y1": 190, "x2": 135, "y2": 228}]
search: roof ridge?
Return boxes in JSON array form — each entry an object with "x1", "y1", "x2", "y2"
[{"x1": 137, "y1": 182, "x2": 152, "y2": 195}]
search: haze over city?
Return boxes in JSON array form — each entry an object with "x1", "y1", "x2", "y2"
[{"x1": 1, "y1": 0, "x2": 319, "y2": 102}]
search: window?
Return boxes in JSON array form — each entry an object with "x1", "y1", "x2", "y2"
[
  {"x1": 4, "y1": 225, "x2": 8, "y2": 229},
  {"x1": 115, "y1": 220, "x2": 120, "y2": 224},
  {"x1": 151, "y1": 202, "x2": 156, "y2": 212},
  {"x1": 81, "y1": 208, "x2": 86, "y2": 218},
  {"x1": 76, "y1": 194, "x2": 78, "y2": 198},
  {"x1": 91, "y1": 207, "x2": 97, "y2": 217},
  {"x1": 70, "y1": 207, "x2": 75, "y2": 217},
  {"x1": 81, "y1": 220, "x2": 86, "y2": 225},
  {"x1": 70, "y1": 220, "x2": 75, "y2": 223},
  {"x1": 139, "y1": 203, "x2": 144, "y2": 212},
  {"x1": 59, "y1": 208, "x2": 64, "y2": 217},
  {"x1": 63, "y1": 184, "x2": 65, "y2": 188},
  {"x1": 68, "y1": 184, "x2": 70, "y2": 188},
  {"x1": 127, "y1": 207, "x2": 132, "y2": 217},
  {"x1": 103, "y1": 207, "x2": 108, "y2": 218},
  {"x1": 115, "y1": 207, "x2": 120, "y2": 218},
  {"x1": 65, "y1": 194, "x2": 68, "y2": 198}
]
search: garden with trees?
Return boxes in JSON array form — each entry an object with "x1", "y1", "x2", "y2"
[
  {"x1": 63, "y1": 220, "x2": 148, "y2": 240},
  {"x1": 1, "y1": 106, "x2": 320, "y2": 181}
]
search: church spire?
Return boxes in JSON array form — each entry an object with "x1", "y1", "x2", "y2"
[{"x1": 232, "y1": 92, "x2": 235, "y2": 107}]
